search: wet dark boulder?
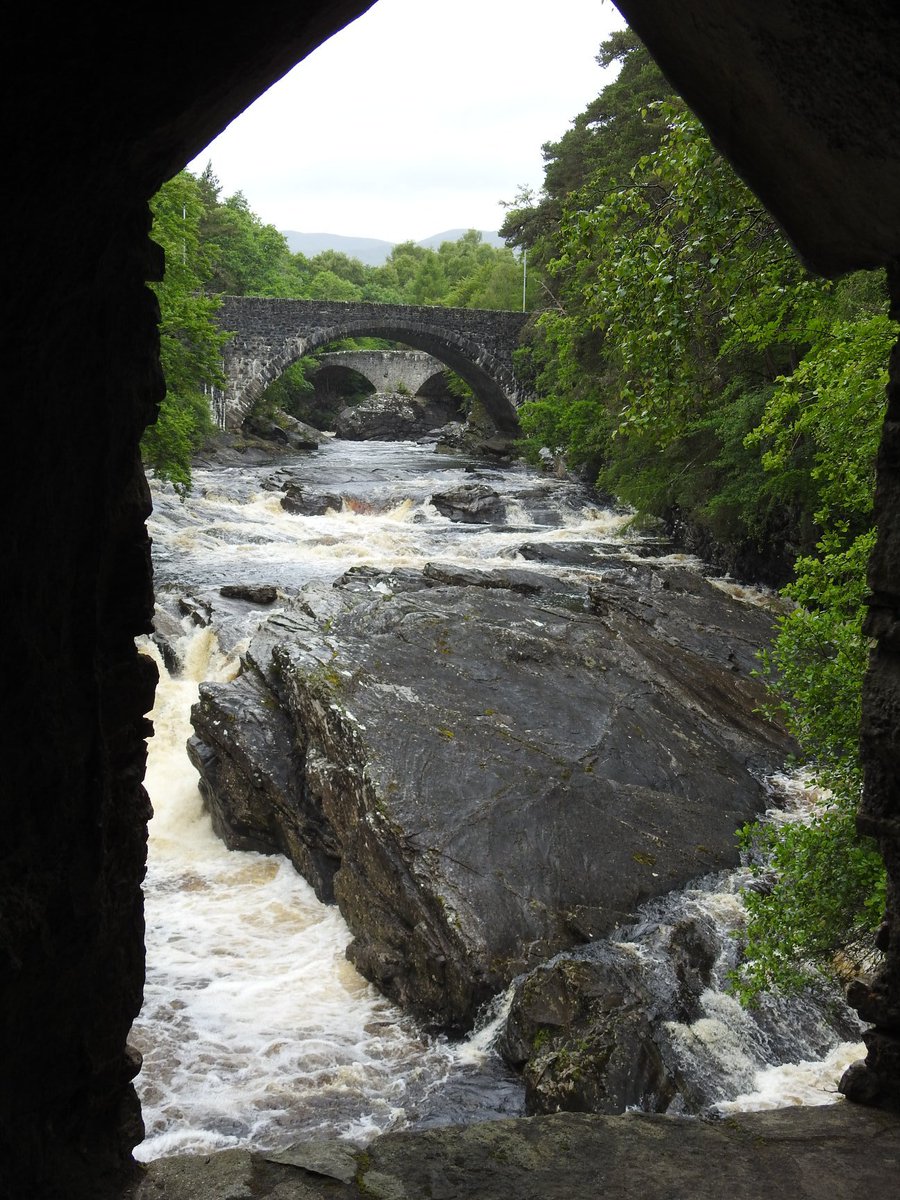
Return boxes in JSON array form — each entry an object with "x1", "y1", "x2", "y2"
[
  {"x1": 498, "y1": 901, "x2": 729, "y2": 1116},
  {"x1": 500, "y1": 954, "x2": 680, "y2": 1116},
  {"x1": 499, "y1": 879, "x2": 863, "y2": 1118},
  {"x1": 430, "y1": 482, "x2": 507, "y2": 523},
  {"x1": 516, "y1": 538, "x2": 676, "y2": 567},
  {"x1": 422, "y1": 562, "x2": 546, "y2": 595},
  {"x1": 334, "y1": 393, "x2": 454, "y2": 440},
  {"x1": 433, "y1": 421, "x2": 518, "y2": 459},
  {"x1": 187, "y1": 665, "x2": 341, "y2": 902},
  {"x1": 189, "y1": 556, "x2": 794, "y2": 1032},
  {"x1": 245, "y1": 412, "x2": 325, "y2": 451},
  {"x1": 280, "y1": 485, "x2": 345, "y2": 516},
  {"x1": 219, "y1": 583, "x2": 279, "y2": 605}
]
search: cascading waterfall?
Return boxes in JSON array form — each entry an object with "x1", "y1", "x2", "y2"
[
  {"x1": 663, "y1": 774, "x2": 866, "y2": 1113},
  {"x1": 133, "y1": 619, "x2": 522, "y2": 1161},
  {"x1": 132, "y1": 437, "x2": 866, "y2": 1158}
]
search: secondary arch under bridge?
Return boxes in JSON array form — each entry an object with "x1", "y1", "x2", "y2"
[
  {"x1": 213, "y1": 296, "x2": 530, "y2": 432},
  {"x1": 312, "y1": 349, "x2": 452, "y2": 398}
]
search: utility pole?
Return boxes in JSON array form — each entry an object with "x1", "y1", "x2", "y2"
[{"x1": 522, "y1": 248, "x2": 527, "y2": 312}]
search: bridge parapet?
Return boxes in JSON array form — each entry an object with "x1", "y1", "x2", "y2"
[{"x1": 214, "y1": 296, "x2": 530, "y2": 431}]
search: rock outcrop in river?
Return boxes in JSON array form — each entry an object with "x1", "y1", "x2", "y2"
[
  {"x1": 499, "y1": 868, "x2": 862, "y2": 1116},
  {"x1": 335, "y1": 392, "x2": 458, "y2": 440},
  {"x1": 187, "y1": 546, "x2": 794, "y2": 1033}
]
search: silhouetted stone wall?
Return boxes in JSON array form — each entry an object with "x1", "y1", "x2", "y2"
[
  {"x1": 3, "y1": 5, "x2": 900, "y2": 1198},
  {"x1": 1, "y1": 5, "x2": 374, "y2": 1198}
]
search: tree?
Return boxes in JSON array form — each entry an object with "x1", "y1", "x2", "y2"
[
  {"x1": 408, "y1": 255, "x2": 449, "y2": 306},
  {"x1": 202, "y1": 186, "x2": 300, "y2": 296},
  {"x1": 307, "y1": 249, "x2": 368, "y2": 289},
  {"x1": 386, "y1": 241, "x2": 430, "y2": 291},
  {"x1": 499, "y1": 31, "x2": 674, "y2": 268},
  {"x1": 306, "y1": 269, "x2": 364, "y2": 302},
  {"x1": 142, "y1": 171, "x2": 225, "y2": 495},
  {"x1": 732, "y1": 303, "x2": 893, "y2": 1000},
  {"x1": 503, "y1": 37, "x2": 895, "y2": 996},
  {"x1": 500, "y1": 33, "x2": 681, "y2": 488},
  {"x1": 514, "y1": 102, "x2": 833, "y2": 557}
]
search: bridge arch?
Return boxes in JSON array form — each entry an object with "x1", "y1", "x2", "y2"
[
  {"x1": 312, "y1": 349, "x2": 452, "y2": 399},
  {"x1": 310, "y1": 361, "x2": 377, "y2": 399},
  {"x1": 417, "y1": 368, "x2": 458, "y2": 397},
  {"x1": 303, "y1": 321, "x2": 517, "y2": 425},
  {"x1": 214, "y1": 297, "x2": 530, "y2": 433}
]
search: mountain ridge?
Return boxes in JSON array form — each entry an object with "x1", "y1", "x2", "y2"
[{"x1": 282, "y1": 228, "x2": 505, "y2": 266}]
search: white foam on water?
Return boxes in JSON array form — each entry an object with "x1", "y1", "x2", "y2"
[
  {"x1": 708, "y1": 576, "x2": 790, "y2": 612},
  {"x1": 451, "y1": 987, "x2": 517, "y2": 1068},
  {"x1": 715, "y1": 1041, "x2": 866, "y2": 1113},
  {"x1": 133, "y1": 625, "x2": 463, "y2": 1160},
  {"x1": 149, "y1": 440, "x2": 638, "y2": 593}
]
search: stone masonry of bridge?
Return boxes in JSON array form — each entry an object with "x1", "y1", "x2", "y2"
[
  {"x1": 313, "y1": 349, "x2": 449, "y2": 396},
  {"x1": 213, "y1": 296, "x2": 530, "y2": 432}
]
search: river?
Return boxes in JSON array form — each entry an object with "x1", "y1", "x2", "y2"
[{"x1": 130, "y1": 436, "x2": 864, "y2": 1160}]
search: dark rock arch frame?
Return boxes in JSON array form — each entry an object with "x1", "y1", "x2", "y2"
[{"x1": 3, "y1": 2, "x2": 900, "y2": 1195}]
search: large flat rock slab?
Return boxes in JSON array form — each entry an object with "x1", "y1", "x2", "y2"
[
  {"x1": 128, "y1": 1105, "x2": 900, "y2": 1199},
  {"x1": 190, "y1": 559, "x2": 793, "y2": 1029}
]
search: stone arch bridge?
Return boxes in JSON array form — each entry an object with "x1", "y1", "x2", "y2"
[
  {"x1": 213, "y1": 296, "x2": 530, "y2": 432},
  {"x1": 312, "y1": 349, "x2": 451, "y2": 397}
]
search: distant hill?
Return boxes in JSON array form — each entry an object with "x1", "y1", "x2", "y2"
[
  {"x1": 416, "y1": 229, "x2": 505, "y2": 252},
  {"x1": 281, "y1": 231, "x2": 395, "y2": 265},
  {"x1": 281, "y1": 228, "x2": 505, "y2": 266}
]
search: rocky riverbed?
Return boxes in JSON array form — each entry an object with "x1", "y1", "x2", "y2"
[
  {"x1": 186, "y1": 551, "x2": 793, "y2": 1034},
  {"x1": 139, "y1": 435, "x2": 865, "y2": 1151}
]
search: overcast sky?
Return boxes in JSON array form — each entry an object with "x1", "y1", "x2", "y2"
[{"x1": 187, "y1": 0, "x2": 627, "y2": 243}]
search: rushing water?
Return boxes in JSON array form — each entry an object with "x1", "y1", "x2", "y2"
[
  {"x1": 131, "y1": 436, "x2": 864, "y2": 1160},
  {"x1": 525, "y1": 770, "x2": 866, "y2": 1117}
]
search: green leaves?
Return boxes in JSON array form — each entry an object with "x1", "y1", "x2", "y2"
[
  {"x1": 746, "y1": 313, "x2": 893, "y2": 529},
  {"x1": 732, "y1": 303, "x2": 892, "y2": 1003},
  {"x1": 731, "y1": 530, "x2": 887, "y2": 1002},
  {"x1": 734, "y1": 799, "x2": 886, "y2": 1003},
  {"x1": 143, "y1": 171, "x2": 225, "y2": 495},
  {"x1": 503, "y1": 31, "x2": 896, "y2": 1005},
  {"x1": 553, "y1": 105, "x2": 817, "y2": 449}
]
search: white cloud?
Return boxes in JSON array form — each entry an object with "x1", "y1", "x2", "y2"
[{"x1": 188, "y1": 0, "x2": 626, "y2": 242}]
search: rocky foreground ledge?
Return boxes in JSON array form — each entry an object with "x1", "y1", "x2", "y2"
[
  {"x1": 127, "y1": 1105, "x2": 900, "y2": 1199},
  {"x1": 186, "y1": 552, "x2": 794, "y2": 1034}
]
